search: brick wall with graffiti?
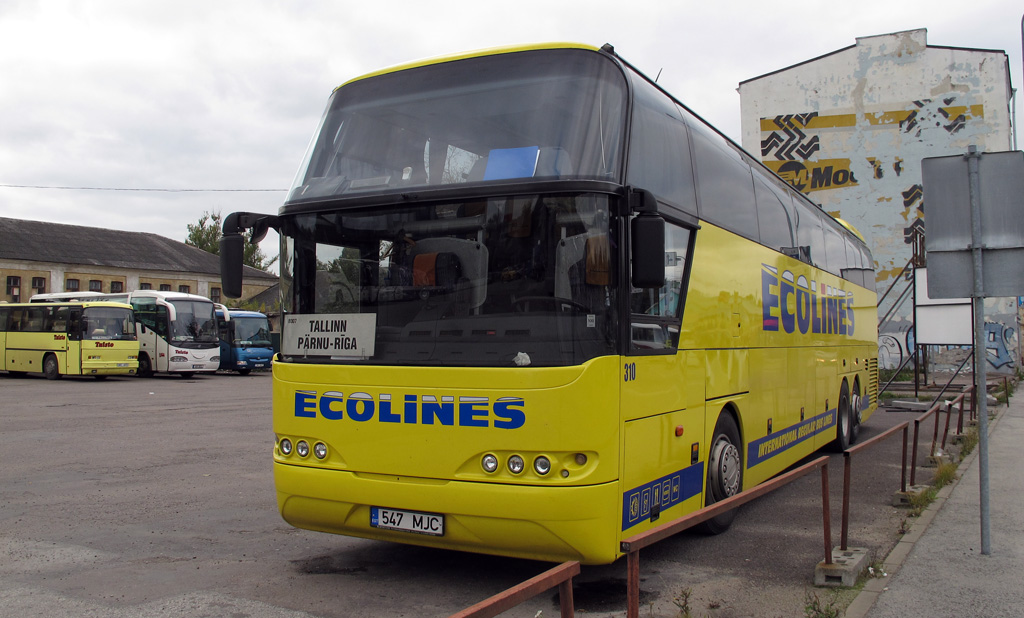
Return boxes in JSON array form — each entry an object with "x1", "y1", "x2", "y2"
[{"x1": 739, "y1": 29, "x2": 1018, "y2": 371}]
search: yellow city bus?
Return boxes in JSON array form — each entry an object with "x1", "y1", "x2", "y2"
[
  {"x1": 220, "y1": 43, "x2": 878, "y2": 564},
  {"x1": 0, "y1": 301, "x2": 139, "y2": 379}
]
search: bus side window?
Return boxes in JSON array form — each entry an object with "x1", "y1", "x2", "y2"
[{"x1": 630, "y1": 222, "x2": 692, "y2": 352}]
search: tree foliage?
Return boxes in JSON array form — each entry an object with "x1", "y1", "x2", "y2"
[{"x1": 185, "y1": 210, "x2": 278, "y2": 272}]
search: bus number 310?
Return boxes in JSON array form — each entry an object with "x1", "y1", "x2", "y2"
[{"x1": 624, "y1": 363, "x2": 637, "y2": 382}]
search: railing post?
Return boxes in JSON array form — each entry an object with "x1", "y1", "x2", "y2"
[
  {"x1": 626, "y1": 550, "x2": 639, "y2": 618},
  {"x1": 558, "y1": 579, "x2": 575, "y2": 618},
  {"x1": 941, "y1": 401, "x2": 954, "y2": 450},
  {"x1": 901, "y1": 424, "x2": 908, "y2": 493},
  {"x1": 911, "y1": 418, "x2": 921, "y2": 486},
  {"x1": 821, "y1": 461, "x2": 832, "y2": 565},
  {"x1": 930, "y1": 406, "x2": 942, "y2": 457},
  {"x1": 841, "y1": 452, "x2": 851, "y2": 551}
]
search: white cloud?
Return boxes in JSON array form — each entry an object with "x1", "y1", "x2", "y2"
[{"x1": 1, "y1": 0, "x2": 1020, "y2": 269}]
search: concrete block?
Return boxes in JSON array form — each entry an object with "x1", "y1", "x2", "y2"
[
  {"x1": 814, "y1": 546, "x2": 870, "y2": 587},
  {"x1": 892, "y1": 485, "x2": 931, "y2": 507},
  {"x1": 925, "y1": 452, "x2": 951, "y2": 467}
]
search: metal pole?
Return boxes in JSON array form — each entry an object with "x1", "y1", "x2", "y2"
[{"x1": 966, "y1": 145, "x2": 991, "y2": 555}]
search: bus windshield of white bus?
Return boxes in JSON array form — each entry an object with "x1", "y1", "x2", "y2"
[
  {"x1": 287, "y1": 48, "x2": 627, "y2": 202},
  {"x1": 168, "y1": 300, "x2": 218, "y2": 345}
]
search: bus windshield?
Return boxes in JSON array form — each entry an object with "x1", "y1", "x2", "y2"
[
  {"x1": 280, "y1": 193, "x2": 618, "y2": 367},
  {"x1": 231, "y1": 316, "x2": 272, "y2": 347},
  {"x1": 168, "y1": 300, "x2": 218, "y2": 344},
  {"x1": 82, "y1": 306, "x2": 137, "y2": 341},
  {"x1": 287, "y1": 48, "x2": 627, "y2": 202}
]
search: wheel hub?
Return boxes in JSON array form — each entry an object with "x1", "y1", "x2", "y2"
[{"x1": 710, "y1": 438, "x2": 741, "y2": 499}]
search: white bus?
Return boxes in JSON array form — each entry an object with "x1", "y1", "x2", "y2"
[{"x1": 32, "y1": 290, "x2": 224, "y2": 377}]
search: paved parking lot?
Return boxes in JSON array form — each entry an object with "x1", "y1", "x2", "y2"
[{"x1": 1, "y1": 371, "x2": 924, "y2": 617}]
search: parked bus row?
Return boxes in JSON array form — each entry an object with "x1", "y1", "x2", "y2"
[{"x1": 0, "y1": 291, "x2": 273, "y2": 379}]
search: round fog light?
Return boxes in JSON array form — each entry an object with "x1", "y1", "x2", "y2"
[
  {"x1": 534, "y1": 456, "x2": 551, "y2": 476},
  {"x1": 482, "y1": 454, "x2": 498, "y2": 473},
  {"x1": 296, "y1": 440, "x2": 310, "y2": 457},
  {"x1": 279, "y1": 438, "x2": 293, "y2": 455},
  {"x1": 313, "y1": 442, "x2": 328, "y2": 459},
  {"x1": 508, "y1": 455, "x2": 525, "y2": 474}
]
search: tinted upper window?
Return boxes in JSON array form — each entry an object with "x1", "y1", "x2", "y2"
[
  {"x1": 289, "y1": 49, "x2": 628, "y2": 203},
  {"x1": 626, "y1": 78, "x2": 698, "y2": 216}
]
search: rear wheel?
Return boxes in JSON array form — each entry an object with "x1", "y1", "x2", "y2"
[
  {"x1": 700, "y1": 412, "x2": 742, "y2": 534},
  {"x1": 43, "y1": 354, "x2": 61, "y2": 380},
  {"x1": 831, "y1": 382, "x2": 855, "y2": 451}
]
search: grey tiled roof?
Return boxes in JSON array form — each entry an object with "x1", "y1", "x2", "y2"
[{"x1": 0, "y1": 217, "x2": 276, "y2": 280}]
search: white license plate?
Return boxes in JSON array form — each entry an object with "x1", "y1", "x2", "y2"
[
  {"x1": 117, "y1": 363, "x2": 130, "y2": 367},
  {"x1": 253, "y1": 363, "x2": 266, "y2": 368},
  {"x1": 192, "y1": 364, "x2": 205, "y2": 369},
  {"x1": 371, "y1": 507, "x2": 444, "y2": 536}
]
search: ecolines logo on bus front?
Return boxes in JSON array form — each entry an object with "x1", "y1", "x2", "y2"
[
  {"x1": 761, "y1": 264, "x2": 855, "y2": 336},
  {"x1": 293, "y1": 391, "x2": 527, "y2": 429}
]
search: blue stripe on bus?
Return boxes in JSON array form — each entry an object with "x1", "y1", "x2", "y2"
[
  {"x1": 622, "y1": 463, "x2": 704, "y2": 531},
  {"x1": 747, "y1": 409, "x2": 837, "y2": 468}
]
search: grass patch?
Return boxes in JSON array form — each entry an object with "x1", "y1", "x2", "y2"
[
  {"x1": 804, "y1": 590, "x2": 842, "y2": 618},
  {"x1": 960, "y1": 427, "x2": 979, "y2": 457},
  {"x1": 879, "y1": 367, "x2": 914, "y2": 383}
]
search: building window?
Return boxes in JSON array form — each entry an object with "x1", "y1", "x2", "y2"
[
  {"x1": 111, "y1": 281, "x2": 124, "y2": 293},
  {"x1": 140, "y1": 282, "x2": 152, "y2": 290},
  {"x1": 6, "y1": 276, "x2": 21, "y2": 302},
  {"x1": 210, "y1": 287, "x2": 221, "y2": 304},
  {"x1": 159, "y1": 284, "x2": 172, "y2": 291},
  {"x1": 178, "y1": 285, "x2": 191, "y2": 294},
  {"x1": 65, "y1": 278, "x2": 80, "y2": 292},
  {"x1": 89, "y1": 280, "x2": 103, "y2": 292},
  {"x1": 31, "y1": 277, "x2": 46, "y2": 293}
]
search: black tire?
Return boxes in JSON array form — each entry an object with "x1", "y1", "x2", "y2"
[
  {"x1": 137, "y1": 354, "x2": 153, "y2": 378},
  {"x1": 830, "y1": 382, "x2": 854, "y2": 452},
  {"x1": 43, "y1": 354, "x2": 61, "y2": 380},
  {"x1": 700, "y1": 412, "x2": 743, "y2": 534}
]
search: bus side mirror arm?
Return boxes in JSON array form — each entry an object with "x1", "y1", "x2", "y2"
[
  {"x1": 629, "y1": 189, "x2": 666, "y2": 288},
  {"x1": 221, "y1": 212, "x2": 279, "y2": 299}
]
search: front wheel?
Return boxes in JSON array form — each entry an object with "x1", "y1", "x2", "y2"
[
  {"x1": 43, "y1": 354, "x2": 61, "y2": 380},
  {"x1": 700, "y1": 412, "x2": 743, "y2": 534},
  {"x1": 136, "y1": 354, "x2": 153, "y2": 378}
]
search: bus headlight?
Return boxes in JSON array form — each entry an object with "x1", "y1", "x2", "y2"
[
  {"x1": 279, "y1": 438, "x2": 293, "y2": 455},
  {"x1": 296, "y1": 441, "x2": 310, "y2": 457},
  {"x1": 313, "y1": 442, "x2": 328, "y2": 460},
  {"x1": 507, "y1": 455, "x2": 525, "y2": 474},
  {"x1": 534, "y1": 456, "x2": 551, "y2": 476},
  {"x1": 481, "y1": 454, "x2": 498, "y2": 473},
  {"x1": 211, "y1": 356, "x2": 220, "y2": 362},
  {"x1": 170, "y1": 356, "x2": 188, "y2": 363}
]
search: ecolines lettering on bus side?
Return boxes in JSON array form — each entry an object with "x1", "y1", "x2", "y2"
[
  {"x1": 761, "y1": 264, "x2": 855, "y2": 336},
  {"x1": 293, "y1": 391, "x2": 527, "y2": 429}
]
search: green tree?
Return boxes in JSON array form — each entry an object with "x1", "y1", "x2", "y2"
[{"x1": 185, "y1": 210, "x2": 278, "y2": 272}]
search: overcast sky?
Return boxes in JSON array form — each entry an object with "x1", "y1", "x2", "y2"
[{"x1": 1, "y1": 0, "x2": 1021, "y2": 271}]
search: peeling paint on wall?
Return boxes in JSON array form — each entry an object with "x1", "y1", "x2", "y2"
[{"x1": 739, "y1": 29, "x2": 1016, "y2": 371}]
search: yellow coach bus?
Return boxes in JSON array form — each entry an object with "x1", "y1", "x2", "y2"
[
  {"x1": 0, "y1": 301, "x2": 139, "y2": 379},
  {"x1": 220, "y1": 43, "x2": 878, "y2": 564}
]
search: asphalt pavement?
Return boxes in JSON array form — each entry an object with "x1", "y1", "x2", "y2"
[{"x1": 847, "y1": 382, "x2": 1024, "y2": 618}]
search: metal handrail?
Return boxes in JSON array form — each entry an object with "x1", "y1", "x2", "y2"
[
  {"x1": 448, "y1": 560, "x2": 580, "y2": 618},
  {"x1": 620, "y1": 456, "x2": 831, "y2": 618}
]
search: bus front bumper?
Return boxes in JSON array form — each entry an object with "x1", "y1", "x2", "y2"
[{"x1": 275, "y1": 462, "x2": 623, "y2": 565}]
